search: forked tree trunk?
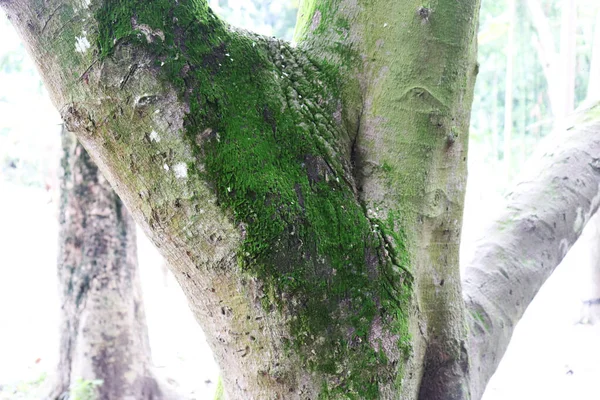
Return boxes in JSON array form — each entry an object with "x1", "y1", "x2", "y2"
[
  {"x1": 51, "y1": 126, "x2": 167, "y2": 400},
  {"x1": 3, "y1": 1, "x2": 600, "y2": 399}
]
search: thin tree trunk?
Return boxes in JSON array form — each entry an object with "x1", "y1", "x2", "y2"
[
  {"x1": 587, "y1": 10, "x2": 600, "y2": 103},
  {"x1": 559, "y1": 0, "x2": 576, "y2": 117},
  {"x1": 504, "y1": 0, "x2": 515, "y2": 179},
  {"x1": 492, "y1": 72, "x2": 500, "y2": 166},
  {"x1": 576, "y1": 212, "x2": 600, "y2": 325},
  {"x1": 50, "y1": 126, "x2": 168, "y2": 400},
  {"x1": 528, "y1": 0, "x2": 577, "y2": 126}
]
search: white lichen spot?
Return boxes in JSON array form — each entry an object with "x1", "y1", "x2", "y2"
[
  {"x1": 574, "y1": 207, "x2": 584, "y2": 232},
  {"x1": 149, "y1": 130, "x2": 161, "y2": 142},
  {"x1": 173, "y1": 162, "x2": 188, "y2": 179},
  {"x1": 310, "y1": 10, "x2": 322, "y2": 32},
  {"x1": 75, "y1": 35, "x2": 91, "y2": 53},
  {"x1": 163, "y1": 163, "x2": 170, "y2": 171},
  {"x1": 131, "y1": 18, "x2": 165, "y2": 42}
]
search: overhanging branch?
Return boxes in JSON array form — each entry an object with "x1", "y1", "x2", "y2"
[{"x1": 463, "y1": 112, "x2": 600, "y2": 400}]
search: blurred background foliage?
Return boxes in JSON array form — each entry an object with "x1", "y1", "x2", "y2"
[{"x1": 472, "y1": 0, "x2": 600, "y2": 189}]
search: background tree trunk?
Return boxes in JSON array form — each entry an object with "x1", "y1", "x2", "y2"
[
  {"x1": 576, "y1": 212, "x2": 600, "y2": 325},
  {"x1": 50, "y1": 125, "x2": 168, "y2": 400}
]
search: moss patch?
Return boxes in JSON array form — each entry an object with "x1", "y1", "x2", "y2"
[{"x1": 95, "y1": 0, "x2": 412, "y2": 396}]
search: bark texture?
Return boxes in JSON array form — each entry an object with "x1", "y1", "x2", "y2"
[
  {"x1": 463, "y1": 115, "x2": 600, "y2": 400},
  {"x1": 4, "y1": 0, "x2": 600, "y2": 399},
  {"x1": 52, "y1": 126, "x2": 164, "y2": 400}
]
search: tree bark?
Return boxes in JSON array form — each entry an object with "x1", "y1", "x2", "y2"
[
  {"x1": 576, "y1": 212, "x2": 600, "y2": 325},
  {"x1": 3, "y1": 0, "x2": 600, "y2": 399},
  {"x1": 463, "y1": 114, "x2": 600, "y2": 399},
  {"x1": 51, "y1": 125, "x2": 167, "y2": 400}
]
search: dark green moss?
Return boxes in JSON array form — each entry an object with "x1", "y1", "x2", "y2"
[{"x1": 95, "y1": 1, "x2": 412, "y2": 396}]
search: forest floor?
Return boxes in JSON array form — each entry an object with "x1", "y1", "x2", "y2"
[{"x1": 1, "y1": 178, "x2": 600, "y2": 400}]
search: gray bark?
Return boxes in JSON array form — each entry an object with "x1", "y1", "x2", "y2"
[
  {"x1": 51, "y1": 126, "x2": 167, "y2": 400},
  {"x1": 463, "y1": 117, "x2": 600, "y2": 399}
]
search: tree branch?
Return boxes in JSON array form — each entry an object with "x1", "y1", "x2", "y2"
[{"x1": 463, "y1": 110, "x2": 600, "y2": 400}]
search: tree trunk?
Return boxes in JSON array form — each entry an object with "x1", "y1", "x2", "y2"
[
  {"x1": 575, "y1": 213, "x2": 600, "y2": 324},
  {"x1": 528, "y1": 0, "x2": 576, "y2": 126},
  {"x1": 3, "y1": 1, "x2": 600, "y2": 399},
  {"x1": 51, "y1": 125, "x2": 167, "y2": 400},
  {"x1": 586, "y1": 10, "x2": 600, "y2": 103}
]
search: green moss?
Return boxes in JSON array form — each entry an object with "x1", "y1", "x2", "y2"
[
  {"x1": 576, "y1": 101, "x2": 600, "y2": 126},
  {"x1": 95, "y1": 0, "x2": 411, "y2": 396},
  {"x1": 213, "y1": 377, "x2": 225, "y2": 400},
  {"x1": 469, "y1": 309, "x2": 490, "y2": 332},
  {"x1": 293, "y1": 0, "x2": 318, "y2": 44}
]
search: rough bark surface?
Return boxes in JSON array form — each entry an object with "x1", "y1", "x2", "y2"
[
  {"x1": 3, "y1": 0, "x2": 600, "y2": 399},
  {"x1": 52, "y1": 126, "x2": 165, "y2": 400}
]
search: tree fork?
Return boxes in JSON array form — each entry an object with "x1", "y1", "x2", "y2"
[{"x1": 7, "y1": 0, "x2": 600, "y2": 400}]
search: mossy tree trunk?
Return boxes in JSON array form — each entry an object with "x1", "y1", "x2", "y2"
[
  {"x1": 3, "y1": 0, "x2": 600, "y2": 399},
  {"x1": 52, "y1": 126, "x2": 168, "y2": 400}
]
